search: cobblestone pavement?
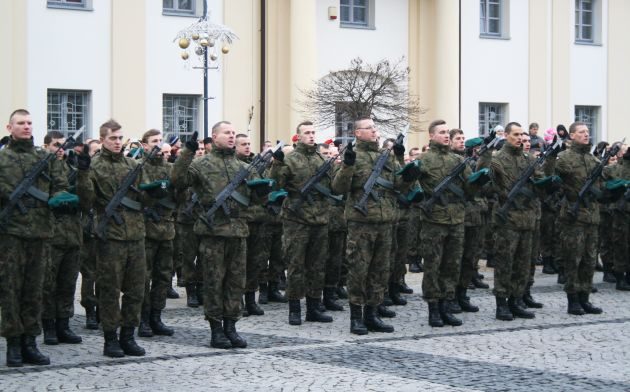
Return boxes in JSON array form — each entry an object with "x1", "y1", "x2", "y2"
[{"x1": 2, "y1": 265, "x2": 630, "y2": 391}]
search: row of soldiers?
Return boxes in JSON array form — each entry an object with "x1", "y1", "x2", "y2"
[{"x1": 1, "y1": 108, "x2": 629, "y2": 367}]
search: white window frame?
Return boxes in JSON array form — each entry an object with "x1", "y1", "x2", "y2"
[
  {"x1": 575, "y1": 0, "x2": 601, "y2": 44},
  {"x1": 162, "y1": 94, "x2": 200, "y2": 142},
  {"x1": 574, "y1": 105, "x2": 600, "y2": 143},
  {"x1": 478, "y1": 102, "x2": 507, "y2": 136},
  {"x1": 340, "y1": 0, "x2": 375, "y2": 29},
  {"x1": 480, "y1": 0, "x2": 510, "y2": 39},
  {"x1": 47, "y1": 89, "x2": 91, "y2": 141},
  {"x1": 163, "y1": 0, "x2": 197, "y2": 17},
  {"x1": 334, "y1": 102, "x2": 355, "y2": 140},
  {"x1": 47, "y1": 0, "x2": 92, "y2": 11}
]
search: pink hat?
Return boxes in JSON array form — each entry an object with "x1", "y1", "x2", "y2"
[{"x1": 544, "y1": 128, "x2": 556, "y2": 142}]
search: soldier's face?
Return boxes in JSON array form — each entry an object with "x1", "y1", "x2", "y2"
[
  {"x1": 262, "y1": 142, "x2": 272, "y2": 151},
  {"x1": 570, "y1": 125, "x2": 590, "y2": 145},
  {"x1": 319, "y1": 147, "x2": 330, "y2": 158},
  {"x1": 101, "y1": 129, "x2": 124, "y2": 154},
  {"x1": 235, "y1": 137, "x2": 251, "y2": 156},
  {"x1": 298, "y1": 125, "x2": 316, "y2": 145},
  {"x1": 450, "y1": 133, "x2": 465, "y2": 152},
  {"x1": 7, "y1": 113, "x2": 33, "y2": 140},
  {"x1": 354, "y1": 120, "x2": 377, "y2": 142},
  {"x1": 506, "y1": 126, "x2": 523, "y2": 148},
  {"x1": 89, "y1": 142, "x2": 101, "y2": 157},
  {"x1": 212, "y1": 123, "x2": 236, "y2": 149},
  {"x1": 143, "y1": 134, "x2": 163, "y2": 153},
  {"x1": 46, "y1": 137, "x2": 66, "y2": 159},
  {"x1": 430, "y1": 124, "x2": 450, "y2": 146},
  {"x1": 161, "y1": 144, "x2": 171, "y2": 161},
  {"x1": 522, "y1": 135, "x2": 531, "y2": 152}
]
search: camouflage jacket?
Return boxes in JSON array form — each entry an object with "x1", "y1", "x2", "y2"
[
  {"x1": 270, "y1": 142, "x2": 330, "y2": 226},
  {"x1": 171, "y1": 146, "x2": 258, "y2": 238},
  {"x1": 332, "y1": 139, "x2": 409, "y2": 224},
  {"x1": 328, "y1": 163, "x2": 347, "y2": 231},
  {"x1": 461, "y1": 155, "x2": 488, "y2": 227},
  {"x1": 551, "y1": 143, "x2": 601, "y2": 225},
  {"x1": 418, "y1": 141, "x2": 473, "y2": 225},
  {"x1": 238, "y1": 153, "x2": 268, "y2": 223},
  {"x1": 603, "y1": 158, "x2": 630, "y2": 214},
  {"x1": 77, "y1": 147, "x2": 146, "y2": 241},
  {"x1": 0, "y1": 138, "x2": 68, "y2": 239},
  {"x1": 175, "y1": 186, "x2": 198, "y2": 225},
  {"x1": 51, "y1": 162, "x2": 82, "y2": 248},
  {"x1": 143, "y1": 156, "x2": 176, "y2": 241}
]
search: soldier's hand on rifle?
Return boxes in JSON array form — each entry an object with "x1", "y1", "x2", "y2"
[
  {"x1": 185, "y1": 131, "x2": 199, "y2": 152},
  {"x1": 549, "y1": 136, "x2": 562, "y2": 157},
  {"x1": 343, "y1": 142, "x2": 356, "y2": 166},
  {"x1": 483, "y1": 130, "x2": 496, "y2": 146},
  {"x1": 272, "y1": 148, "x2": 284, "y2": 163},
  {"x1": 393, "y1": 141, "x2": 405, "y2": 157},
  {"x1": 77, "y1": 144, "x2": 91, "y2": 171}
]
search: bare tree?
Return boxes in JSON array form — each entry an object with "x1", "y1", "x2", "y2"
[{"x1": 298, "y1": 57, "x2": 423, "y2": 138}]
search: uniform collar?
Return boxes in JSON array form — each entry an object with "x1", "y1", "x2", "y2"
[
  {"x1": 570, "y1": 142, "x2": 592, "y2": 154},
  {"x1": 429, "y1": 140, "x2": 450, "y2": 154},
  {"x1": 295, "y1": 142, "x2": 317, "y2": 155},
  {"x1": 101, "y1": 147, "x2": 125, "y2": 161},
  {"x1": 7, "y1": 137, "x2": 34, "y2": 152},
  {"x1": 355, "y1": 139, "x2": 379, "y2": 152},
  {"x1": 503, "y1": 142, "x2": 523, "y2": 156}
]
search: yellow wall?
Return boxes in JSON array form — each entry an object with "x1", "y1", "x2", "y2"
[
  {"x1": 607, "y1": 0, "x2": 630, "y2": 143},
  {"x1": 551, "y1": 0, "x2": 571, "y2": 127},
  {"x1": 0, "y1": 0, "x2": 27, "y2": 122},
  {"x1": 528, "y1": 0, "x2": 550, "y2": 127}
]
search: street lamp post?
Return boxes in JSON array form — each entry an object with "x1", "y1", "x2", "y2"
[{"x1": 174, "y1": 0, "x2": 238, "y2": 140}]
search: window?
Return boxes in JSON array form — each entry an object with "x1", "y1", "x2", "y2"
[
  {"x1": 575, "y1": 0, "x2": 594, "y2": 43},
  {"x1": 163, "y1": 0, "x2": 195, "y2": 16},
  {"x1": 478, "y1": 102, "x2": 507, "y2": 136},
  {"x1": 480, "y1": 0, "x2": 502, "y2": 37},
  {"x1": 47, "y1": 0, "x2": 90, "y2": 10},
  {"x1": 574, "y1": 106, "x2": 599, "y2": 142},
  {"x1": 47, "y1": 90, "x2": 91, "y2": 141},
  {"x1": 335, "y1": 102, "x2": 355, "y2": 140},
  {"x1": 340, "y1": 0, "x2": 373, "y2": 28},
  {"x1": 163, "y1": 95, "x2": 200, "y2": 141}
]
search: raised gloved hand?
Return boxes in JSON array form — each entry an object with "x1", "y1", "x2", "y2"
[
  {"x1": 343, "y1": 143, "x2": 356, "y2": 166},
  {"x1": 468, "y1": 168, "x2": 491, "y2": 186},
  {"x1": 185, "y1": 131, "x2": 199, "y2": 152},
  {"x1": 76, "y1": 144, "x2": 91, "y2": 171},
  {"x1": 483, "y1": 130, "x2": 496, "y2": 146},
  {"x1": 272, "y1": 148, "x2": 284, "y2": 163},
  {"x1": 393, "y1": 142, "x2": 405, "y2": 157}
]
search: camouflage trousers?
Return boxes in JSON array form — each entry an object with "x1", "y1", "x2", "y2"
[
  {"x1": 346, "y1": 221, "x2": 392, "y2": 306},
  {"x1": 0, "y1": 235, "x2": 46, "y2": 338},
  {"x1": 600, "y1": 211, "x2": 614, "y2": 270},
  {"x1": 528, "y1": 218, "x2": 541, "y2": 284},
  {"x1": 421, "y1": 222, "x2": 464, "y2": 302},
  {"x1": 540, "y1": 208, "x2": 556, "y2": 258},
  {"x1": 325, "y1": 229, "x2": 347, "y2": 288},
  {"x1": 493, "y1": 227, "x2": 532, "y2": 298},
  {"x1": 80, "y1": 236, "x2": 98, "y2": 309},
  {"x1": 177, "y1": 223, "x2": 202, "y2": 285},
  {"x1": 283, "y1": 220, "x2": 328, "y2": 301},
  {"x1": 460, "y1": 225, "x2": 484, "y2": 288},
  {"x1": 258, "y1": 222, "x2": 285, "y2": 284},
  {"x1": 389, "y1": 220, "x2": 409, "y2": 284},
  {"x1": 560, "y1": 222, "x2": 598, "y2": 294},
  {"x1": 42, "y1": 245, "x2": 80, "y2": 319},
  {"x1": 172, "y1": 226, "x2": 183, "y2": 276},
  {"x1": 142, "y1": 239, "x2": 174, "y2": 312},
  {"x1": 199, "y1": 236, "x2": 246, "y2": 322},
  {"x1": 613, "y1": 211, "x2": 630, "y2": 273},
  {"x1": 245, "y1": 222, "x2": 271, "y2": 292},
  {"x1": 406, "y1": 209, "x2": 422, "y2": 262},
  {"x1": 97, "y1": 239, "x2": 146, "y2": 332},
  {"x1": 483, "y1": 211, "x2": 497, "y2": 258}
]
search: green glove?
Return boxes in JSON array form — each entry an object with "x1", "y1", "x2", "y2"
[
  {"x1": 48, "y1": 191, "x2": 79, "y2": 209},
  {"x1": 396, "y1": 160, "x2": 421, "y2": 182},
  {"x1": 247, "y1": 178, "x2": 275, "y2": 197},
  {"x1": 140, "y1": 180, "x2": 170, "y2": 199},
  {"x1": 468, "y1": 168, "x2": 490, "y2": 185},
  {"x1": 605, "y1": 179, "x2": 630, "y2": 191},
  {"x1": 268, "y1": 189, "x2": 288, "y2": 203}
]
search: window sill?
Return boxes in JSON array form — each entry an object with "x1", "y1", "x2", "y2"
[
  {"x1": 574, "y1": 41, "x2": 602, "y2": 47},
  {"x1": 47, "y1": 4, "x2": 93, "y2": 11},
  {"x1": 340, "y1": 23, "x2": 375, "y2": 30},
  {"x1": 479, "y1": 34, "x2": 510, "y2": 40},
  {"x1": 163, "y1": 11, "x2": 198, "y2": 18}
]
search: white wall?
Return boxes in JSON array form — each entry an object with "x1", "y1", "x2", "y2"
[
  {"x1": 26, "y1": 1, "x2": 112, "y2": 142},
  {"x1": 460, "y1": 0, "x2": 529, "y2": 138}
]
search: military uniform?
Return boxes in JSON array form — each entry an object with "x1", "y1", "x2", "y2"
[
  {"x1": 0, "y1": 137, "x2": 67, "y2": 366},
  {"x1": 175, "y1": 187, "x2": 202, "y2": 306},
  {"x1": 324, "y1": 164, "x2": 347, "y2": 311},
  {"x1": 79, "y1": 209, "x2": 99, "y2": 329},
  {"x1": 604, "y1": 158, "x2": 630, "y2": 287}
]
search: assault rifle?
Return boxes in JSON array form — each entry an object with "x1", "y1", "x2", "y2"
[
  {"x1": 95, "y1": 144, "x2": 161, "y2": 239},
  {"x1": 496, "y1": 137, "x2": 563, "y2": 222},
  {"x1": 353, "y1": 130, "x2": 407, "y2": 216},
  {"x1": 204, "y1": 141, "x2": 283, "y2": 227},
  {"x1": 256, "y1": 142, "x2": 285, "y2": 176},
  {"x1": 0, "y1": 127, "x2": 84, "y2": 228},
  {"x1": 568, "y1": 138, "x2": 625, "y2": 219},
  {"x1": 420, "y1": 135, "x2": 500, "y2": 218}
]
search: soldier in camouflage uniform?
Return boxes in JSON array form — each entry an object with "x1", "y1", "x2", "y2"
[
  {"x1": 176, "y1": 187, "x2": 203, "y2": 307},
  {"x1": 0, "y1": 109, "x2": 68, "y2": 367},
  {"x1": 270, "y1": 121, "x2": 333, "y2": 326},
  {"x1": 332, "y1": 116, "x2": 418, "y2": 335},
  {"x1": 548, "y1": 122, "x2": 604, "y2": 314},
  {"x1": 41, "y1": 131, "x2": 83, "y2": 346},
  {"x1": 137, "y1": 129, "x2": 177, "y2": 338},
  {"x1": 172, "y1": 121, "x2": 268, "y2": 349},
  {"x1": 77, "y1": 119, "x2": 148, "y2": 358}
]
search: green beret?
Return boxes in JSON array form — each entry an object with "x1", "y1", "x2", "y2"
[
  {"x1": 48, "y1": 191, "x2": 79, "y2": 208},
  {"x1": 467, "y1": 168, "x2": 490, "y2": 184},
  {"x1": 247, "y1": 178, "x2": 276, "y2": 188},
  {"x1": 396, "y1": 160, "x2": 421, "y2": 176},
  {"x1": 268, "y1": 189, "x2": 288, "y2": 203},
  {"x1": 465, "y1": 137, "x2": 484, "y2": 149},
  {"x1": 405, "y1": 186, "x2": 424, "y2": 203},
  {"x1": 533, "y1": 175, "x2": 562, "y2": 186},
  {"x1": 605, "y1": 179, "x2": 630, "y2": 190},
  {"x1": 139, "y1": 179, "x2": 170, "y2": 191}
]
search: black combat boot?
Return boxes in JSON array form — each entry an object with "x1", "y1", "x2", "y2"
[
  {"x1": 408, "y1": 258, "x2": 422, "y2": 273},
  {"x1": 42, "y1": 318, "x2": 58, "y2": 345},
  {"x1": 363, "y1": 305, "x2": 394, "y2": 333},
  {"x1": 495, "y1": 296, "x2": 513, "y2": 321},
  {"x1": 349, "y1": 304, "x2": 368, "y2": 335},
  {"x1": 457, "y1": 287, "x2": 479, "y2": 312},
  {"x1": 377, "y1": 303, "x2": 396, "y2": 318},
  {"x1": 578, "y1": 292, "x2": 602, "y2": 314},
  {"x1": 223, "y1": 319, "x2": 247, "y2": 348},
  {"x1": 166, "y1": 285, "x2": 180, "y2": 299},
  {"x1": 428, "y1": 302, "x2": 444, "y2": 327},
  {"x1": 382, "y1": 292, "x2": 394, "y2": 307},
  {"x1": 439, "y1": 300, "x2": 463, "y2": 326},
  {"x1": 244, "y1": 292, "x2": 265, "y2": 316},
  {"x1": 138, "y1": 308, "x2": 153, "y2": 337},
  {"x1": 56, "y1": 317, "x2": 82, "y2": 344},
  {"x1": 186, "y1": 284, "x2": 200, "y2": 308},
  {"x1": 150, "y1": 309, "x2": 175, "y2": 336},
  {"x1": 119, "y1": 327, "x2": 146, "y2": 356},
  {"x1": 614, "y1": 272, "x2": 630, "y2": 291},
  {"x1": 388, "y1": 283, "x2": 407, "y2": 306},
  {"x1": 399, "y1": 278, "x2": 414, "y2": 294},
  {"x1": 288, "y1": 299, "x2": 302, "y2": 325},
  {"x1": 508, "y1": 297, "x2": 535, "y2": 319},
  {"x1": 448, "y1": 299, "x2": 462, "y2": 314},
  {"x1": 323, "y1": 287, "x2": 344, "y2": 311},
  {"x1": 471, "y1": 275, "x2": 490, "y2": 289},
  {"x1": 196, "y1": 283, "x2": 204, "y2": 305},
  {"x1": 567, "y1": 293, "x2": 585, "y2": 315},
  {"x1": 258, "y1": 283, "x2": 269, "y2": 304},
  {"x1": 602, "y1": 263, "x2": 616, "y2": 283},
  {"x1": 522, "y1": 283, "x2": 543, "y2": 309},
  {"x1": 336, "y1": 284, "x2": 349, "y2": 299},
  {"x1": 542, "y1": 256, "x2": 557, "y2": 274},
  {"x1": 268, "y1": 282, "x2": 288, "y2": 303},
  {"x1": 557, "y1": 268, "x2": 567, "y2": 284},
  {"x1": 305, "y1": 297, "x2": 333, "y2": 323},
  {"x1": 85, "y1": 306, "x2": 99, "y2": 330},
  {"x1": 209, "y1": 320, "x2": 231, "y2": 349},
  {"x1": 6, "y1": 337, "x2": 23, "y2": 367},
  {"x1": 278, "y1": 272, "x2": 287, "y2": 291},
  {"x1": 21, "y1": 335, "x2": 50, "y2": 365},
  {"x1": 103, "y1": 330, "x2": 124, "y2": 358},
  {"x1": 485, "y1": 254, "x2": 496, "y2": 268},
  {"x1": 176, "y1": 268, "x2": 185, "y2": 287}
]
